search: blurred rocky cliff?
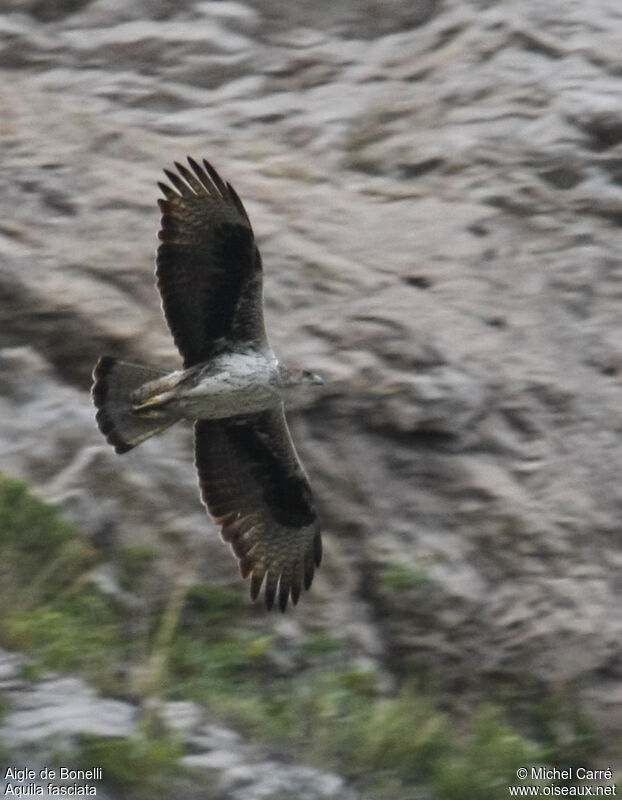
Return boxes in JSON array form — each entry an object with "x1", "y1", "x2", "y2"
[{"x1": 2, "y1": 0, "x2": 622, "y2": 748}]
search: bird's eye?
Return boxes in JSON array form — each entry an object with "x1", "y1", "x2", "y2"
[{"x1": 302, "y1": 370, "x2": 312, "y2": 378}]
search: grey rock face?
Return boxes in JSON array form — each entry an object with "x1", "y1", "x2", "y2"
[{"x1": 1, "y1": 0, "x2": 622, "y2": 745}]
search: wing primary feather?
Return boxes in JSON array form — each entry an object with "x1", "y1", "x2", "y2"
[
  {"x1": 232, "y1": 537, "x2": 254, "y2": 560},
  {"x1": 187, "y1": 157, "x2": 213, "y2": 193},
  {"x1": 278, "y1": 576, "x2": 290, "y2": 613},
  {"x1": 290, "y1": 571, "x2": 302, "y2": 605},
  {"x1": 264, "y1": 571, "x2": 278, "y2": 610},
  {"x1": 230, "y1": 534, "x2": 249, "y2": 559},
  {"x1": 250, "y1": 569, "x2": 265, "y2": 601},
  {"x1": 202, "y1": 159, "x2": 228, "y2": 196},
  {"x1": 314, "y1": 531, "x2": 323, "y2": 567},
  {"x1": 174, "y1": 161, "x2": 203, "y2": 194},
  {"x1": 158, "y1": 181, "x2": 177, "y2": 200},
  {"x1": 304, "y1": 557, "x2": 315, "y2": 590},
  {"x1": 239, "y1": 555, "x2": 254, "y2": 578},
  {"x1": 240, "y1": 539, "x2": 261, "y2": 562},
  {"x1": 163, "y1": 168, "x2": 192, "y2": 197},
  {"x1": 226, "y1": 181, "x2": 251, "y2": 225}
]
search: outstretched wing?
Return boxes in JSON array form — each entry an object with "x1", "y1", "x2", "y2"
[
  {"x1": 156, "y1": 158, "x2": 267, "y2": 367},
  {"x1": 195, "y1": 408, "x2": 322, "y2": 612}
]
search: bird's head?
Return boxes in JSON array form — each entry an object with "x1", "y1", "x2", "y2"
[{"x1": 278, "y1": 366, "x2": 325, "y2": 388}]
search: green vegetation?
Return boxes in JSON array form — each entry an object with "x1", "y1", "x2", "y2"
[
  {"x1": 76, "y1": 729, "x2": 184, "y2": 800},
  {"x1": 0, "y1": 475, "x2": 96, "y2": 607},
  {"x1": 531, "y1": 688, "x2": 602, "y2": 768},
  {"x1": 432, "y1": 705, "x2": 541, "y2": 800},
  {"x1": 117, "y1": 544, "x2": 159, "y2": 591},
  {"x1": 0, "y1": 473, "x2": 616, "y2": 800},
  {"x1": 0, "y1": 474, "x2": 123, "y2": 691},
  {"x1": 300, "y1": 630, "x2": 342, "y2": 657},
  {"x1": 380, "y1": 560, "x2": 432, "y2": 592}
]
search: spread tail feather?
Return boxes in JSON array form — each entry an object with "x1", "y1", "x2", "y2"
[{"x1": 92, "y1": 357, "x2": 177, "y2": 453}]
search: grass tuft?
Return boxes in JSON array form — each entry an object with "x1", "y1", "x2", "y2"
[{"x1": 77, "y1": 730, "x2": 184, "y2": 800}]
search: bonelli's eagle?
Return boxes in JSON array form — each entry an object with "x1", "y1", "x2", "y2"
[{"x1": 92, "y1": 158, "x2": 323, "y2": 611}]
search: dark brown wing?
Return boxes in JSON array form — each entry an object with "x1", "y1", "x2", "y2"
[
  {"x1": 156, "y1": 158, "x2": 267, "y2": 367},
  {"x1": 195, "y1": 408, "x2": 321, "y2": 612}
]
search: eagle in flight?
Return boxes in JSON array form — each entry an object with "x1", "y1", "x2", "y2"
[{"x1": 92, "y1": 158, "x2": 323, "y2": 611}]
